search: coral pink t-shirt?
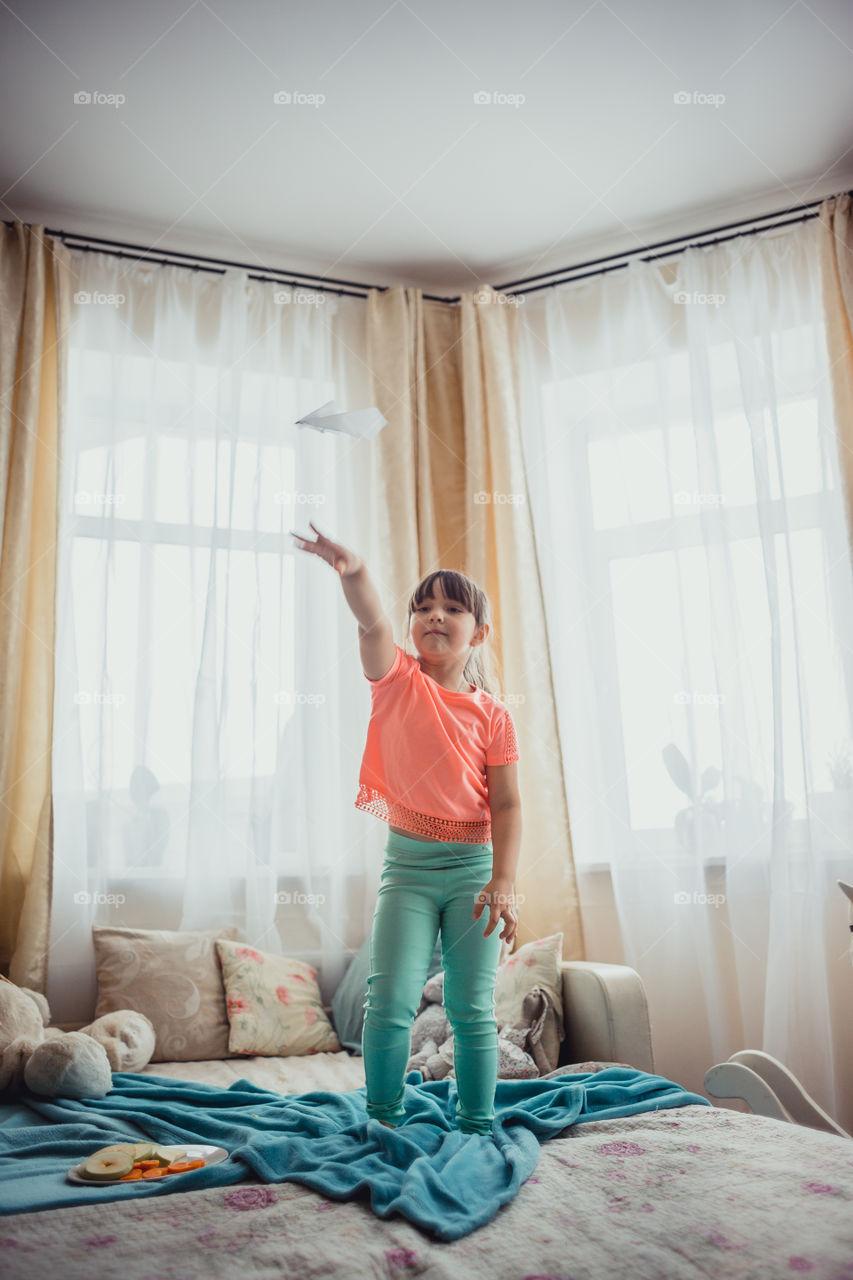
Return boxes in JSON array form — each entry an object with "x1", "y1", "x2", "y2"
[{"x1": 355, "y1": 643, "x2": 519, "y2": 844}]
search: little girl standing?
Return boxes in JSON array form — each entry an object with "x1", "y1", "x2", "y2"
[{"x1": 291, "y1": 520, "x2": 521, "y2": 1136}]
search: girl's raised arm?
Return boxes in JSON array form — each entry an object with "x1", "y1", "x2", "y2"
[{"x1": 290, "y1": 522, "x2": 394, "y2": 677}]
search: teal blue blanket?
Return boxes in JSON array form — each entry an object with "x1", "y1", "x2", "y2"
[{"x1": 0, "y1": 1066, "x2": 710, "y2": 1240}]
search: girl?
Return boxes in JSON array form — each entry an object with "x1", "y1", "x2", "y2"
[{"x1": 290, "y1": 520, "x2": 521, "y2": 1136}]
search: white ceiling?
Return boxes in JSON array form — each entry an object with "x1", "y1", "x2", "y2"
[{"x1": 2, "y1": 0, "x2": 853, "y2": 295}]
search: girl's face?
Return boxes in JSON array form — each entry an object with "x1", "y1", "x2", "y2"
[{"x1": 409, "y1": 587, "x2": 482, "y2": 660}]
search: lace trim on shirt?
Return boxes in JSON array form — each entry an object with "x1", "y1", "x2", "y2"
[
  {"x1": 503, "y1": 713, "x2": 518, "y2": 763},
  {"x1": 354, "y1": 785, "x2": 492, "y2": 844}
]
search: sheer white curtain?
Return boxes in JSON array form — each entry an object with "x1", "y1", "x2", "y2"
[
  {"x1": 48, "y1": 251, "x2": 381, "y2": 1025},
  {"x1": 518, "y1": 220, "x2": 853, "y2": 1128}
]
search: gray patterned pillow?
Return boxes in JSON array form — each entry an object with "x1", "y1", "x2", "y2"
[{"x1": 93, "y1": 925, "x2": 239, "y2": 1062}]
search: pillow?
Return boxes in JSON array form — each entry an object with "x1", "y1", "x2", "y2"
[
  {"x1": 494, "y1": 932, "x2": 565, "y2": 1040},
  {"x1": 217, "y1": 940, "x2": 342, "y2": 1056},
  {"x1": 330, "y1": 932, "x2": 449, "y2": 1055},
  {"x1": 93, "y1": 925, "x2": 238, "y2": 1062}
]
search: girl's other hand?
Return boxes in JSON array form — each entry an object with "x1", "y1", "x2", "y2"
[
  {"x1": 290, "y1": 521, "x2": 363, "y2": 577},
  {"x1": 473, "y1": 878, "x2": 518, "y2": 945}
]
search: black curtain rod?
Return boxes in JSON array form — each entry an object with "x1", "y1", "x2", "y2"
[
  {"x1": 6, "y1": 189, "x2": 846, "y2": 304},
  {"x1": 493, "y1": 191, "x2": 847, "y2": 297},
  {"x1": 2, "y1": 223, "x2": 386, "y2": 301}
]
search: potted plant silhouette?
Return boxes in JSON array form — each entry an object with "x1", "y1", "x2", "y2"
[
  {"x1": 808, "y1": 741, "x2": 853, "y2": 854},
  {"x1": 663, "y1": 743, "x2": 723, "y2": 854}
]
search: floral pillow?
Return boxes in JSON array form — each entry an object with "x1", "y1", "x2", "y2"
[
  {"x1": 494, "y1": 932, "x2": 565, "y2": 1041},
  {"x1": 216, "y1": 940, "x2": 342, "y2": 1057}
]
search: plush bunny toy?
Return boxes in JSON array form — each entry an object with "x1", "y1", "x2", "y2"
[
  {"x1": 405, "y1": 970, "x2": 562, "y2": 1081},
  {"x1": 0, "y1": 972, "x2": 155, "y2": 1099}
]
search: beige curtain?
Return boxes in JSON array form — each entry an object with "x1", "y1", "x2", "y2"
[
  {"x1": 818, "y1": 194, "x2": 853, "y2": 544},
  {"x1": 366, "y1": 284, "x2": 586, "y2": 957},
  {"x1": 0, "y1": 223, "x2": 70, "y2": 991}
]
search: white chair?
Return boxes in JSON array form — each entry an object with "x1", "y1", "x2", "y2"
[{"x1": 703, "y1": 879, "x2": 853, "y2": 1139}]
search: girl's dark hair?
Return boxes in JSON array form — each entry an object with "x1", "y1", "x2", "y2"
[{"x1": 403, "y1": 569, "x2": 501, "y2": 695}]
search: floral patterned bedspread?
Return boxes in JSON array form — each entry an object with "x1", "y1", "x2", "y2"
[{"x1": 2, "y1": 1056, "x2": 852, "y2": 1279}]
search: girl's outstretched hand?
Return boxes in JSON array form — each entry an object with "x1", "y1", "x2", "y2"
[
  {"x1": 290, "y1": 520, "x2": 363, "y2": 577},
  {"x1": 473, "y1": 878, "x2": 518, "y2": 945}
]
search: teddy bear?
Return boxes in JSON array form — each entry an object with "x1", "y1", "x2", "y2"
[
  {"x1": 405, "y1": 971, "x2": 562, "y2": 1081},
  {"x1": 0, "y1": 972, "x2": 156, "y2": 1100}
]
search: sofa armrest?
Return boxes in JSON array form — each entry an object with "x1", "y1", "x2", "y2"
[{"x1": 558, "y1": 960, "x2": 655, "y2": 1074}]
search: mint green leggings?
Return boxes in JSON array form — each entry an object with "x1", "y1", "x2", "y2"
[{"x1": 362, "y1": 830, "x2": 502, "y2": 1135}]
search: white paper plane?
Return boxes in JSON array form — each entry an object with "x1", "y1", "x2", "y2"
[{"x1": 295, "y1": 400, "x2": 387, "y2": 440}]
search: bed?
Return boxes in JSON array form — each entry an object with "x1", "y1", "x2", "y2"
[{"x1": 2, "y1": 961, "x2": 852, "y2": 1279}]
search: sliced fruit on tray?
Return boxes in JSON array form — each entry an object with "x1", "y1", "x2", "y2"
[{"x1": 75, "y1": 1142, "x2": 204, "y2": 1182}]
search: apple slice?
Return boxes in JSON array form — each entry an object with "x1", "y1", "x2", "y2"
[
  {"x1": 131, "y1": 1142, "x2": 157, "y2": 1162},
  {"x1": 80, "y1": 1150, "x2": 135, "y2": 1181},
  {"x1": 152, "y1": 1145, "x2": 187, "y2": 1167}
]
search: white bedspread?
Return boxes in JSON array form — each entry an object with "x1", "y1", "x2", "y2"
[
  {"x1": 3, "y1": 1055, "x2": 852, "y2": 1279},
  {"x1": 137, "y1": 1048, "x2": 368, "y2": 1094}
]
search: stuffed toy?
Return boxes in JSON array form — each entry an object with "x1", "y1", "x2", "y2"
[
  {"x1": 406, "y1": 970, "x2": 562, "y2": 1081},
  {"x1": 0, "y1": 972, "x2": 156, "y2": 1099}
]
